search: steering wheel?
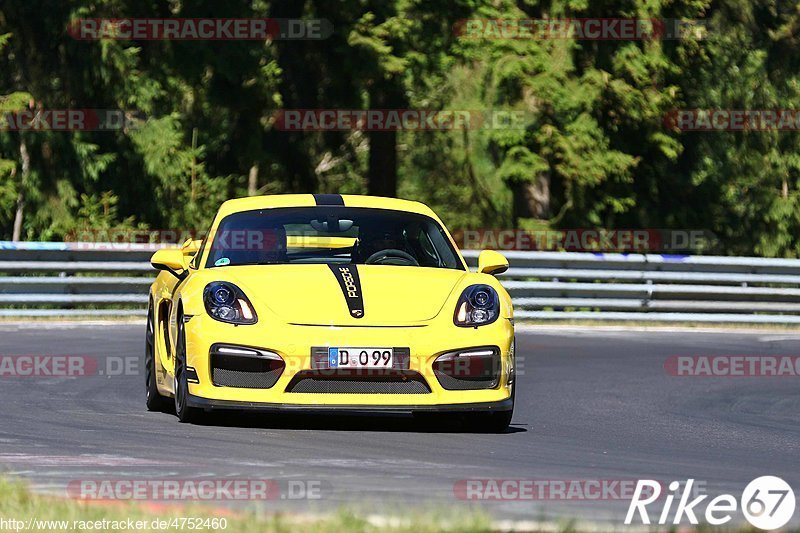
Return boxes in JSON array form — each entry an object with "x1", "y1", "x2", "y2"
[{"x1": 365, "y1": 249, "x2": 419, "y2": 266}]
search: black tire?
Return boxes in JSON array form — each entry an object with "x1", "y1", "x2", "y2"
[
  {"x1": 461, "y1": 365, "x2": 516, "y2": 433},
  {"x1": 481, "y1": 408, "x2": 514, "y2": 433},
  {"x1": 461, "y1": 406, "x2": 513, "y2": 433},
  {"x1": 417, "y1": 344, "x2": 516, "y2": 433},
  {"x1": 477, "y1": 340, "x2": 517, "y2": 433},
  {"x1": 145, "y1": 302, "x2": 167, "y2": 412},
  {"x1": 174, "y1": 314, "x2": 200, "y2": 423},
  {"x1": 413, "y1": 408, "x2": 513, "y2": 433}
]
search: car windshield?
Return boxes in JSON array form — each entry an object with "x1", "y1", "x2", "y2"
[{"x1": 205, "y1": 207, "x2": 463, "y2": 270}]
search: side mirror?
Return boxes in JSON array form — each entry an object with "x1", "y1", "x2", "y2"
[
  {"x1": 181, "y1": 238, "x2": 202, "y2": 262},
  {"x1": 182, "y1": 238, "x2": 202, "y2": 254},
  {"x1": 477, "y1": 250, "x2": 509, "y2": 276},
  {"x1": 151, "y1": 248, "x2": 188, "y2": 279}
]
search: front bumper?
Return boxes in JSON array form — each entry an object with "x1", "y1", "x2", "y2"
[
  {"x1": 182, "y1": 313, "x2": 515, "y2": 409},
  {"x1": 187, "y1": 395, "x2": 514, "y2": 413}
]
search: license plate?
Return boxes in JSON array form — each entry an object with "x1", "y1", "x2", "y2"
[{"x1": 327, "y1": 347, "x2": 393, "y2": 369}]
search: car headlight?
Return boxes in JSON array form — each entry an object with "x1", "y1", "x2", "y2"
[
  {"x1": 454, "y1": 284, "x2": 500, "y2": 327},
  {"x1": 203, "y1": 282, "x2": 257, "y2": 325}
]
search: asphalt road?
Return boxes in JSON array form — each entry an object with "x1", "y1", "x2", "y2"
[{"x1": 0, "y1": 323, "x2": 798, "y2": 527}]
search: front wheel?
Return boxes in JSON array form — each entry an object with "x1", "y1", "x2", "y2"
[
  {"x1": 462, "y1": 377, "x2": 516, "y2": 433},
  {"x1": 476, "y1": 409, "x2": 513, "y2": 433},
  {"x1": 174, "y1": 315, "x2": 201, "y2": 423},
  {"x1": 413, "y1": 402, "x2": 514, "y2": 433},
  {"x1": 145, "y1": 302, "x2": 167, "y2": 412},
  {"x1": 476, "y1": 341, "x2": 517, "y2": 433}
]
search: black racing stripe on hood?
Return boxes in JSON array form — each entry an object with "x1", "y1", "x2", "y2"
[
  {"x1": 313, "y1": 193, "x2": 344, "y2": 205},
  {"x1": 327, "y1": 264, "x2": 365, "y2": 319}
]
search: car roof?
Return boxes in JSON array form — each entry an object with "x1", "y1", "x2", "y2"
[{"x1": 216, "y1": 194, "x2": 440, "y2": 220}]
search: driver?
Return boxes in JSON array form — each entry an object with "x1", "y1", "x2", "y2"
[{"x1": 355, "y1": 228, "x2": 412, "y2": 263}]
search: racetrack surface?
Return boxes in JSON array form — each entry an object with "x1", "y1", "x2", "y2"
[{"x1": 0, "y1": 323, "x2": 798, "y2": 526}]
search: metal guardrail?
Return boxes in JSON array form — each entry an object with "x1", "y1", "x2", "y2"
[
  {"x1": 2, "y1": 242, "x2": 800, "y2": 323},
  {"x1": 462, "y1": 250, "x2": 800, "y2": 323},
  {"x1": 0, "y1": 242, "x2": 154, "y2": 317}
]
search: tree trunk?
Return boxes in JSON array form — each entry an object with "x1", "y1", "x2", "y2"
[
  {"x1": 270, "y1": 0, "x2": 319, "y2": 193},
  {"x1": 12, "y1": 137, "x2": 29, "y2": 242},
  {"x1": 12, "y1": 190, "x2": 24, "y2": 242},
  {"x1": 367, "y1": 129, "x2": 397, "y2": 197},
  {"x1": 367, "y1": 77, "x2": 403, "y2": 197},
  {"x1": 248, "y1": 164, "x2": 259, "y2": 196},
  {"x1": 511, "y1": 172, "x2": 550, "y2": 224},
  {"x1": 190, "y1": 128, "x2": 198, "y2": 201}
]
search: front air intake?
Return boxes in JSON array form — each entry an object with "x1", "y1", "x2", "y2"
[
  {"x1": 210, "y1": 344, "x2": 285, "y2": 389},
  {"x1": 432, "y1": 346, "x2": 501, "y2": 390}
]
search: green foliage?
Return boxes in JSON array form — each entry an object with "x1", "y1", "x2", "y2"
[
  {"x1": 130, "y1": 115, "x2": 231, "y2": 229},
  {"x1": 0, "y1": 1, "x2": 798, "y2": 255},
  {"x1": 496, "y1": 146, "x2": 549, "y2": 185}
]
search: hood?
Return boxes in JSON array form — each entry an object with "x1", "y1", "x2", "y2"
[{"x1": 220, "y1": 264, "x2": 467, "y2": 325}]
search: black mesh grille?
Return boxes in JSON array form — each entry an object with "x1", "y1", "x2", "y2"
[
  {"x1": 210, "y1": 348, "x2": 284, "y2": 389},
  {"x1": 212, "y1": 367, "x2": 283, "y2": 389},
  {"x1": 286, "y1": 370, "x2": 430, "y2": 394},
  {"x1": 433, "y1": 370, "x2": 498, "y2": 390}
]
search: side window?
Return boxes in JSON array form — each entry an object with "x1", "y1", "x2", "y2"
[
  {"x1": 429, "y1": 227, "x2": 459, "y2": 269},
  {"x1": 416, "y1": 227, "x2": 440, "y2": 266},
  {"x1": 191, "y1": 234, "x2": 208, "y2": 269}
]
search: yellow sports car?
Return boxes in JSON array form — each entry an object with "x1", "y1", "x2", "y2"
[{"x1": 147, "y1": 194, "x2": 515, "y2": 431}]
